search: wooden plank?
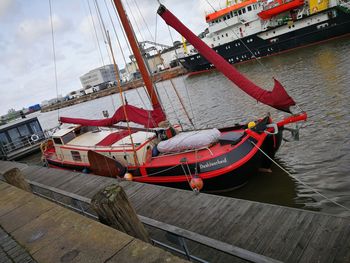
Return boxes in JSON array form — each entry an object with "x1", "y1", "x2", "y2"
[
  {"x1": 269, "y1": 211, "x2": 315, "y2": 260},
  {"x1": 140, "y1": 215, "x2": 282, "y2": 263},
  {"x1": 332, "y1": 222, "x2": 350, "y2": 263},
  {"x1": 259, "y1": 208, "x2": 302, "y2": 259},
  {"x1": 0, "y1": 161, "x2": 28, "y2": 173},
  {"x1": 284, "y1": 212, "x2": 324, "y2": 262},
  {"x1": 22, "y1": 166, "x2": 56, "y2": 182},
  {"x1": 233, "y1": 205, "x2": 277, "y2": 248},
  {"x1": 300, "y1": 216, "x2": 348, "y2": 263}
]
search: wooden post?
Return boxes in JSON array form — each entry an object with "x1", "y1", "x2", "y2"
[
  {"x1": 90, "y1": 184, "x2": 150, "y2": 243},
  {"x1": 3, "y1": 168, "x2": 32, "y2": 193}
]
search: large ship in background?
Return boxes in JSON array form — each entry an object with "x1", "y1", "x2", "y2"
[{"x1": 179, "y1": 0, "x2": 350, "y2": 71}]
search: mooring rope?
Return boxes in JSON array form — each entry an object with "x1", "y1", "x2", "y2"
[{"x1": 249, "y1": 140, "x2": 350, "y2": 214}]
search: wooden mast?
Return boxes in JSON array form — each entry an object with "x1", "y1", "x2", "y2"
[{"x1": 112, "y1": 0, "x2": 161, "y2": 108}]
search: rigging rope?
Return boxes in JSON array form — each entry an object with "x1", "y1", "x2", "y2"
[
  {"x1": 249, "y1": 140, "x2": 350, "y2": 214},
  {"x1": 105, "y1": 0, "x2": 145, "y2": 109},
  {"x1": 165, "y1": 25, "x2": 197, "y2": 128},
  {"x1": 87, "y1": 0, "x2": 106, "y2": 67},
  {"x1": 93, "y1": 0, "x2": 117, "y2": 111},
  {"x1": 106, "y1": 31, "x2": 140, "y2": 166},
  {"x1": 203, "y1": 0, "x2": 275, "y2": 76},
  {"x1": 48, "y1": 0, "x2": 60, "y2": 122}
]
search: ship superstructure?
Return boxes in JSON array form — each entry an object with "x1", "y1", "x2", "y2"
[{"x1": 179, "y1": 0, "x2": 350, "y2": 71}]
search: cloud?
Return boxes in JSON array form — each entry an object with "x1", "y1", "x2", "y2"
[
  {"x1": 0, "y1": 0, "x2": 14, "y2": 18},
  {"x1": 16, "y1": 14, "x2": 68, "y2": 43}
]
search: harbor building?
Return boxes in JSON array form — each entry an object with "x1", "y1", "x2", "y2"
[{"x1": 80, "y1": 64, "x2": 118, "y2": 89}]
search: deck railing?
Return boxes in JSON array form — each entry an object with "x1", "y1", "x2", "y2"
[
  {"x1": 0, "y1": 131, "x2": 46, "y2": 156},
  {"x1": 25, "y1": 179, "x2": 281, "y2": 263}
]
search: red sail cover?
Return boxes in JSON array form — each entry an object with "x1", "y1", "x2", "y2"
[
  {"x1": 157, "y1": 5, "x2": 295, "y2": 112},
  {"x1": 60, "y1": 104, "x2": 166, "y2": 128}
]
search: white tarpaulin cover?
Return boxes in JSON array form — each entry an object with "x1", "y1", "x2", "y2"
[{"x1": 157, "y1": 128, "x2": 221, "y2": 153}]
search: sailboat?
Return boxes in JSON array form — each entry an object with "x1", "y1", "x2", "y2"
[{"x1": 42, "y1": 1, "x2": 307, "y2": 192}]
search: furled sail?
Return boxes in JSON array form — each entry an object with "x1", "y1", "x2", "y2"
[
  {"x1": 60, "y1": 104, "x2": 166, "y2": 128},
  {"x1": 157, "y1": 5, "x2": 296, "y2": 113}
]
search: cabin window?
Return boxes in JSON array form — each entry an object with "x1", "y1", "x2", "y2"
[
  {"x1": 29, "y1": 121, "x2": 41, "y2": 134},
  {"x1": 234, "y1": 11, "x2": 238, "y2": 16},
  {"x1": 226, "y1": 33, "x2": 228, "y2": 37},
  {"x1": 71, "y1": 151, "x2": 82, "y2": 162},
  {"x1": 222, "y1": 34, "x2": 224, "y2": 37},
  {"x1": 0, "y1": 133, "x2": 9, "y2": 146},
  {"x1": 62, "y1": 132, "x2": 76, "y2": 144},
  {"x1": 213, "y1": 37, "x2": 216, "y2": 41},
  {"x1": 238, "y1": 10, "x2": 242, "y2": 15},
  {"x1": 53, "y1": 137, "x2": 62, "y2": 145},
  {"x1": 243, "y1": 8, "x2": 246, "y2": 14},
  {"x1": 18, "y1": 125, "x2": 31, "y2": 137},
  {"x1": 247, "y1": 6, "x2": 252, "y2": 11},
  {"x1": 7, "y1": 128, "x2": 21, "y2": 143}
]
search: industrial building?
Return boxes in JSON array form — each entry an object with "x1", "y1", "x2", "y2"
[{"x1": 80, "y1": 64, "x2": 118, "y2": 89}]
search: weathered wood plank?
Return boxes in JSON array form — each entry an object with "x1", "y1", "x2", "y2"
[
  {"x1": 3, "y1": 168, "x2": 32, "y2": 192},
  {"x1": 0, "y1": 161, "x2": 28, "y2": 173},
  {"x1": 2, "y1": 161, "x2": 350, "y2": 263},
  {"x1": 91, "y1": 184, "x2": 150, "y2": 243}
]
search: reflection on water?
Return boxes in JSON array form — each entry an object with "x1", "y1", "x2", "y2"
[{"x1": 35, "y1": 37, "x2": 350, "y2": 216}]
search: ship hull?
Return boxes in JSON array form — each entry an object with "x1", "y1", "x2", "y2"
[
  {"x1": 45, "y1": 125, "x2": 283, "y2": 193},
  {"x1": 180, "y1": 8, "x2": 350, "y2": 72}
]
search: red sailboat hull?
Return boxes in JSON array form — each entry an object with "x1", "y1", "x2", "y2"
[{"x1": 43, "y1": 116, "x2": 292, "y2": 192}]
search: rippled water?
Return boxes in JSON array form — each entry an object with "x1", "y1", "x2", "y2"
[{"x1": 34, "y1": 37, "x2": 350, "y2": 216}]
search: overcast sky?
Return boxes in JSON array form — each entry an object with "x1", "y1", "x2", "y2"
[{"x1": 0, "y1": 0, "x2": 228, "y2": 115}]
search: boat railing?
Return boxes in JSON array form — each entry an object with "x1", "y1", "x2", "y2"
[
  {"x1": 23, "y1": 179, "x2": 281, "y2": 263},
  {"x1": 0, "y1": 131, "x2": 46, "y2": 155},
  {"x1": 262, "y1": 0, "x2": 297, "y2": 11},
  {"x1": 339, "y1": 0, "x2": 350, "y2": 10}
]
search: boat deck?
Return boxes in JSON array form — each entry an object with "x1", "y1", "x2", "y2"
[{"x1": 0, "y1": 160, "x2": 349, "y2": 262}]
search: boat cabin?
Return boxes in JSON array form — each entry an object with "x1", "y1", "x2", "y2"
[
  {"x1": 0, "y1": 117, "x2": 45, "y2": 160},
  {"x1": 50, "y1": 125, "x2": 158, "y2": 168}
]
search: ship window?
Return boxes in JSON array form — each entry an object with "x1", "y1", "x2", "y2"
[
  {"x1": 238, "y1": 10, "x2": 242, "y2": 15},
  {"x1": 213, "y1": 37, "x2": 216, "y2": 41},
  {"x1": 226, "y1": 33, "x2": 228, "y2": 37},
  {"x1": 247, "y1": 6, "x2": 252, "y2": 11},
  {"x1": 234, "y1": 11, "x2": 237, "y2": 16},
  {"x1": 62, "y1": 132, "x2": 76, "y2": 144},
  {"x1": 18, "y1": 125, "x2": 31, "y2": 137},
  {"x1": 222, "y1": 34, "x2": 224, "y2": 37},
  {"x1": 53, "y1": 137, "x2": 62, "y2": 145},
  {"x1": 0, "y1": 132, "x2": 9, "y2": 144},
  {"x1": 242, "y1": 8, "x2": 246, "y2": 14},
  {"x1": 71, "y1": 151, "x2": 82, "y2": 162},
  {"x1": 7, "y1": 128, "x2": 21, "y2": 144},
  {"x1": 28, "y1": 122, "x2": 39, "y2": 134}
]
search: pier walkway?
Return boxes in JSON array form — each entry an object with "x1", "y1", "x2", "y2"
[
  {"x1": 0, "y1": 161, "x2": 349, "y2": 262},
  {"x1": 0, "y1": 181, "x2": 185, "y2": 263}
]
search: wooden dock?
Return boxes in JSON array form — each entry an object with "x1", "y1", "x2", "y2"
[
  {"x1": 0, "y1": 181, "x2": 185, "y2": 263},
  {"x1": 0, "y1": 161, "x2": 349, "y2": 263}
]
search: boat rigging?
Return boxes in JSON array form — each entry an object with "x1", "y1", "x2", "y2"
[{"x1": 42, "y1": 0, "x2": 307, "y2": 192}]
